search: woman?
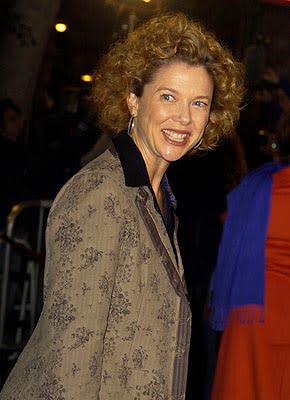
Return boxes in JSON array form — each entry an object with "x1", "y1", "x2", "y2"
[
  {"x1": 1, "y1": 13, "x2": 244, "y2": 399},
  {"x1": 210, "y1": 110, "x2": 290, "y2": 399}
]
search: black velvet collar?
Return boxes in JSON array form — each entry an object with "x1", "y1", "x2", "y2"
[{"x1": 112, "y1": 132, "x2": 150, "y2": 188}]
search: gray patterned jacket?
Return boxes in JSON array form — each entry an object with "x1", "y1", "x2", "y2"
[{"x1": 1, "y1": 135, "x2": 191, "y2": 400}]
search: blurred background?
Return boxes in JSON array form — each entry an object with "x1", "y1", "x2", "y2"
[
  {"x1": 1, "y1": 0, "x2": 290, "y2": 120},
  {"x1": 0, "y1": 0, "x2": 290, "y2": 398}
]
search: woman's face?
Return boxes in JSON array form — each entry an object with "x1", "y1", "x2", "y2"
[{"x1": 127, "y1": 61, "x2": 214, "y2": 171}]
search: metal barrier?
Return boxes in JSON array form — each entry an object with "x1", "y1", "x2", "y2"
[{"x1": 0, "y1": 200, "x2": 52, "y2": 348}]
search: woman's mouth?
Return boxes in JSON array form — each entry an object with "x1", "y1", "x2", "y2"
[{"x1": 162, "y1": 129, "x2": 189, "y2": 144}]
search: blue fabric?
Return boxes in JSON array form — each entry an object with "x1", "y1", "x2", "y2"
[{"x1": 209, "y1": 162, "x2": 286, "y2": 331}]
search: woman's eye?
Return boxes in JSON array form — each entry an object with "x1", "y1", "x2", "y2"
[
  {"x1": 194, "y1": 100, "x2": 208, "y2": 107},
  {"x1": 161, "y1": 94, "x2": 174, "y2": 102}
]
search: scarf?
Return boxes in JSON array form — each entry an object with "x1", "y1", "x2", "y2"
[{"x1": 209, "y1": 162, "x2": 285, "y2": 331}]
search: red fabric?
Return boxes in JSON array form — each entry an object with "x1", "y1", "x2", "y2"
[{"x1": 211, "y1": 166, "x2": 290, "y2": 400}]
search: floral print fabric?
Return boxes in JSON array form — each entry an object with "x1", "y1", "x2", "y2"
[{"x1": 1, "y1": 145, "x2": 191, "y2": 400}]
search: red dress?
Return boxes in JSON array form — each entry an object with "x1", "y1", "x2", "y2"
[{"x1": 211, "y1": 166, "x2": 290, "y2": 400}]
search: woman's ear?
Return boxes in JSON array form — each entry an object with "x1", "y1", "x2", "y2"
[{"x1": 126, "y1": 92, "x2": 139, "y2": 116}]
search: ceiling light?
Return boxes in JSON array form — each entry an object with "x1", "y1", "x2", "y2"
[
  {"x1": 55, "y1": 23, "x2": 67, "y2": 33},
  {"x1": 81, "y1": 74, "x2": 93, "y2": 83}
]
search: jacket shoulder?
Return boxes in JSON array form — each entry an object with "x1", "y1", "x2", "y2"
[{"x1": 49, "y1": 148, "x2": 124, "y2": 216}]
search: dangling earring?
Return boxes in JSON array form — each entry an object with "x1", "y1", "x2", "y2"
[
  {"x1": 127, "y1": 115, "x2": 135, "y2": 135},
  {"x1": 193, "y1": 137, "x2": 203, "y2": 150}
]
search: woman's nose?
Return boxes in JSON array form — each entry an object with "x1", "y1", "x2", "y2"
[{"x1": 174, "y1": 103, "x2": 192, "y2": 125}]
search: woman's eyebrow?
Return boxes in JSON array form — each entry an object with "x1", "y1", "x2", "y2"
[
  {"x1": 156, "y1": 87, "x2": 178, "y2": 93},
  {"x1": 156, "y1": 87, "x2": 212, "y2": 100}
]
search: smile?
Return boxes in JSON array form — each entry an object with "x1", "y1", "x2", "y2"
[{"x1": 162, "y1": 129, "x2": 189, "y2": 143}]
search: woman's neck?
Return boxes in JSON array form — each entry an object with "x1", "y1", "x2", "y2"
[
  {"x1": 141, "y1": 152, "x2": 168, "y2": 215},
  {"x1": 130, "y1": 129, "x2": 169, "y2": 210}
]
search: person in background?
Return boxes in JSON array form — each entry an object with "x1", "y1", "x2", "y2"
[
  {"x1": 26, "y1": 91, "x2": 100, "y2": 200},
  {"x1": 1, "y1": 13, "x2": 244, "y2": 399},
  {"x1": 210, "y1": 109, "x2": 290, "y2": 399},
  {"x1": 242, "y1": 64, "x2": 290, "y2": 169},
  {"x1": 0, "y1": 98, "x2": 26, "y2": 230}
]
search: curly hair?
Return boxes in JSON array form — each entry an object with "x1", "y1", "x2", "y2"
[{"x1": 91, "y1": 13, "x2": 245, "y2": 152}]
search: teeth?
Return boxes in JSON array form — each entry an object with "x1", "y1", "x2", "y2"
[{"x1": 163, "y1": 129, "x2": 187, "y2": 142}]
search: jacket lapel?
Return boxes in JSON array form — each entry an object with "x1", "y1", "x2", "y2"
[{"x1": 135, "y1": 187, "x2": 189, "y2": 300}]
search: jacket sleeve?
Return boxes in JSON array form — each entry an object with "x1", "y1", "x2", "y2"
[{"x1": 2, "y1": 168, "x2": 124, "y2": 400}]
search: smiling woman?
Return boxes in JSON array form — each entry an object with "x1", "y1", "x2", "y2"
[
  {"x1": 92, "y1": 13, "x2": 245, "y2": 152},
  {"x1": 0, "y1": 13, "x2": 244, "y2": 400},
  {"x1": 126, "y1": 62, "x2": 214, "y2": 191}
]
